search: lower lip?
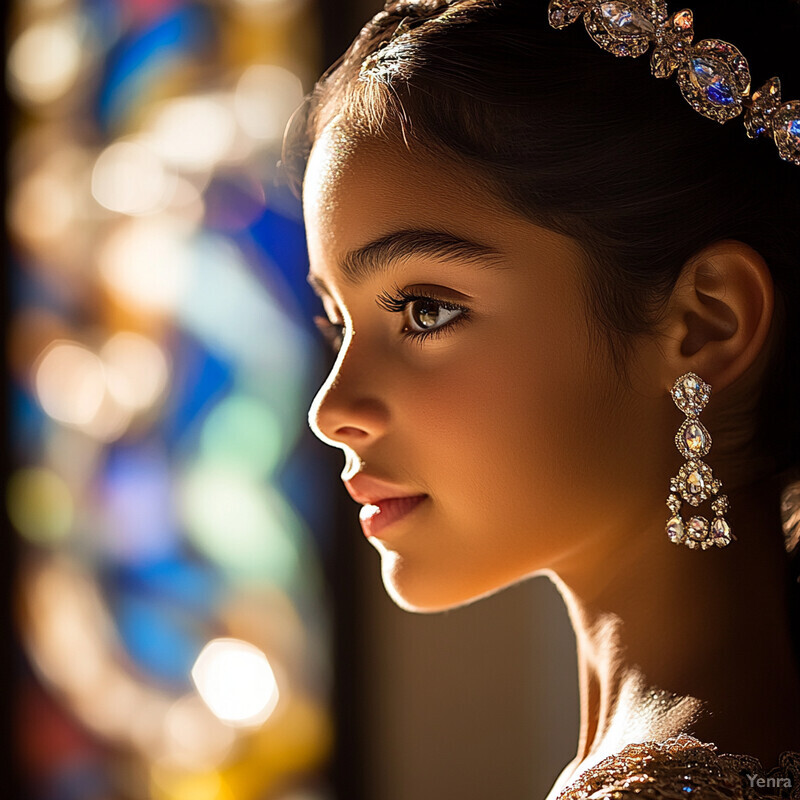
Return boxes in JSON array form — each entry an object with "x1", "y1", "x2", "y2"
[{"x1": 359, "y1": 495, "x2": 428, "y2": 538}]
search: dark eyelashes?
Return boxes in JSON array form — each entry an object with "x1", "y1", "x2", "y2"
[
  {"x1": 312, "y1": 283, "x2": 470, "y2": 352},
  {"x1": 374, "y1": 283, "x2": 467, "y2": 316}
]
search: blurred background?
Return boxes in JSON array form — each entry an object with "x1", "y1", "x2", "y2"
[{"x1": 4, "y1": 0, "x2": 580, "y2": 798}]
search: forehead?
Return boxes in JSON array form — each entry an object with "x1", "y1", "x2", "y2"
[
  {"x1": 301, "y1": 118, "x2": 586, "y2": 294},
  {"x1": 303, "y1": 120, "x2": 511, "y2": 266}
]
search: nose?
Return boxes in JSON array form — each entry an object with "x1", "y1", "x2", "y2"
[{"x1": 308, "y1": 345, "x2": 389, "y2": 450}]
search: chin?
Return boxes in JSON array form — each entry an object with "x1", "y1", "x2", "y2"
[{"x1": 378, "y1": 550, "x2": 508, "y2": 614}]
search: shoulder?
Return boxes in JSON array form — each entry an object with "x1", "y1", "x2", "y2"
[{"x1": 555, "y1": 734, "x2": 800, "y2": 800}]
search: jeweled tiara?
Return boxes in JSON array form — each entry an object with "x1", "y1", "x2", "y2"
[{"x1": 548, "y1": 0, "x2": 800, "y2": 166}]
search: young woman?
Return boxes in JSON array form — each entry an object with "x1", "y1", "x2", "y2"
[{"x1": 283, "y1": 0, "x2": 800, "y2": 795}]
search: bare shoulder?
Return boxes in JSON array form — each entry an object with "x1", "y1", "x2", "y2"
[{"x1": 555, "y1": 734, "x2": 800, "y2": 800}]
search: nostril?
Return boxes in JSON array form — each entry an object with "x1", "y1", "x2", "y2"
[
  {"x1": 311, "y1": 394, "x2": 389, "y2": 446},
  {"x1": 335, "y1": 425, "x2": 369, "y2": 439}
]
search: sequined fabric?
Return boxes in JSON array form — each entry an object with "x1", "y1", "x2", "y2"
[{"x1": 556, "y1": 734, "x2": 800, "y2": 800}]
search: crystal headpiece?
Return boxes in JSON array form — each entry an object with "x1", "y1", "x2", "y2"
[{"x1": 548, "y1": 1, "x2": 800, "y2": 166}]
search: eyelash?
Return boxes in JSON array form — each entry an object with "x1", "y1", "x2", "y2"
[
  {"x1": 377, "y1": 284, "x2": 470, "y2": 346},
  {"x1": 313, "y1": 284, "x2": 470, "y2": 351}
]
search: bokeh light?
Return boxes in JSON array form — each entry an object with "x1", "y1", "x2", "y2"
[
  {"x1": 191, "y1": 638, "x2": 280, "y2": 727},
  {"x1": 92, "y1": 139, "x2": 177, "y2": 215},
  {"x1": 33, "y1": 341, "x2": 107, "y2": 427},
  {"x1": 9, "y1": 0, "x2": 337, "y2": 796},
  {"x1": 101, "y1": 331, "x2": 170, "y2": 413},
  {"x1": 7, "y1": 468, "x2": 74, "y2": 546},
  {"x1": 179, "y1": 462, "x2": 303, "y2": 586},
  {"x1": 199, "y1": 393, "x2": 284, "y2": 477},
  {"x1": 97, "y1": 218, "x2": 193, "y2": 314},
  {"x1": 7, "y1": 16, "x2": 83, "y2": 104},
  {"x1": 145, "y1": 96, "x2": 238, "y2": 172}
]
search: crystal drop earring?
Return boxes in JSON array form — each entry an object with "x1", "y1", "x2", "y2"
[{"x1": 665, "y1": 372, "x2": 735, "y2": 549}]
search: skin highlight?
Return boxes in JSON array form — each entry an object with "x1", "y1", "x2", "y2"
[{"x1": 302, "y1": 119, "x2": 800, "y2": 779}]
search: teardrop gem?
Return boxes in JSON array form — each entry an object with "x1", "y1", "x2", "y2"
[
  {"x1": 599, "y1": 2, "x2": 655, "y2": 36},
  {"x1": 689, "y1": 57, "x2": 736, "y2": 106},
  {"x1": 711, "y1": 517, "x2": 732, "y2": 546},
  {"x1": 666, "y1": 515, "x2": 685, "y2": 544},
  {"x1": 683, "y1": 421, "x2": 707, "y2": 454}
]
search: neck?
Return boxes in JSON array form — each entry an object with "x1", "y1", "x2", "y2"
[{"x1": 550, "y1": 470, "x2": 800, "y2": 781}]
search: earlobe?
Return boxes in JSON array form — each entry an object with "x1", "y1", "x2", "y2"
[{"x1": 659, "y1": 239, "x2": 774, "y2": 391}]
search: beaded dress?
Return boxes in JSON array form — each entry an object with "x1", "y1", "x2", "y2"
[{"x1": 555, "y1": 734, "x2": 800, "y2": 800}]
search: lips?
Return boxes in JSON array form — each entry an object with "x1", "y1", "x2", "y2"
[
  {"x1": 358, "y1": 495, "x2": 427, "y2": 537},
  {"x1": 343, "y1": 473, "x2": 428, "y2": 537},
  {"x1": 343, "y1": 473, "x2": 427, "y2": 506}
]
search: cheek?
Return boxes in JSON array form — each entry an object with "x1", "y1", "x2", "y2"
[{"x1": 390, "y1": 304, "x2": 632, "y2": 536}]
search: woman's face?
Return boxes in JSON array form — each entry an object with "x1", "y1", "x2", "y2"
[{"x1": 303, "y1": 121, "x2": 670, "y2": 613}]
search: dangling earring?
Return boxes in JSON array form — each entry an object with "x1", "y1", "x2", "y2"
[{"x1": 665, "y1": 372, "x2": 735, "y2": 549}]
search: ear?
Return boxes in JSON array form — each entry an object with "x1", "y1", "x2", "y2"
[{"x1": 655, "y1": 239, "x2": 774, "y2": 392}]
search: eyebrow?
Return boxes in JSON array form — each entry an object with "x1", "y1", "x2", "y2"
[{"x1": 306, "y1": 228, "x2": 508, "y2": 296}]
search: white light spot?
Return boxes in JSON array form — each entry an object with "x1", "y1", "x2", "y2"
[
  {"x1": 7, "y1": 17, "x2": 82, "y2": 104},
  {"x1": 92, "y1": 140, "x2": 175, "y2": 215},
  {"x1": 34, "y1": 342, "x2": 106, "y2": 426},
  {"x1": 145, "y1": 96, "x2": 237, "y2": 171},
  {"x1": 191, "y1": 638, "x2": 279, "y2": 727}
]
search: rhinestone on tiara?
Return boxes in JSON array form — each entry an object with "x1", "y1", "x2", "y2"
[{"x1": 547, "y1": 0, "x2": 800, "y2": 166}]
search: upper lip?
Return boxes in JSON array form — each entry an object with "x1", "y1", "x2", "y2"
[{"x1": 343, "y1": 473, "x2": 427, "y2": 505}]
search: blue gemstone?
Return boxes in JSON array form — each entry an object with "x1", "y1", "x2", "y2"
[
  {"x1": 789, "y1": 119, "x2": 800, "y2": 138},
  {"x1": 690, "y1": 57, "x2": 735, "y2": 106},
  {"x1": 691, "y1": 57, "x2": 715, "y2": 79},
  {"x1": 707, "y1": 84, "x2": 735, "y2": 105},
  {"x1": 755, "y1": 125, "x2": 767, "y2": 136}
]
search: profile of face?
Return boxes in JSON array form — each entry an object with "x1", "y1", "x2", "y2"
[{"x1": 303, "y1": 121, "x2": 674, "y2": 614}]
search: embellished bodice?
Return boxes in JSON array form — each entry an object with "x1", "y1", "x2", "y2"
[{"x1": 555, "y1": 734, "x2": 800, "y2": 800}]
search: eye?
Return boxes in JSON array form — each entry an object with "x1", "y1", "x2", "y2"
[
  {"x1": 404, "y1": 297, "x2": 463, "y2": 334},
  {"x1": 311, "y1": 284, "x2": 471, "y2": 354},
  {"x1": 376, "y1": 285, "x2": 470, "y2": 345}
]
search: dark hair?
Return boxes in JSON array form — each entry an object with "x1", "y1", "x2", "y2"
[{"x1": 283, "y1": 0, "x2": 800, "y2": 645}]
